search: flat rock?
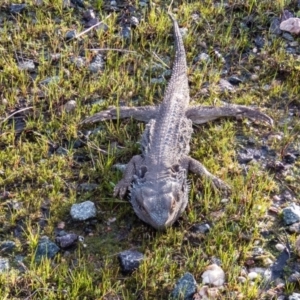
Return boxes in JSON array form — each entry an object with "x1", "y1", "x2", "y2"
[
  {"x1": 118, "y1": 250, "x2": 144, "y2": 275},
  {"x1": 56, "y1": 233, "x2": 78, "y2": 248},
  {"x1": 35, "y1": 237, "x2": 60, "y2": 262},
  {"x1": 280, "y1": 18, "x2": 300, "y2": 35},
  {"x1": 70, "y1": 200, "x2": 96, "y2": 221},
  {"x1": 282, "y1": 204, "x2": 300, "y2": 225},
  {"x1": 0, "y1": 241, "x2": 16, "y2": 253},
  {"x1": 289, "y1": 293, "x2": 300, "y2": 300},
  {"x1": 170, "y1": 272, "x2": 197, "y2": 300}
]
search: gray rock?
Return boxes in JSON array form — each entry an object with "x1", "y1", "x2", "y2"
[
  {"x1": 35, "y1": 237, "x2": 60, "y2": 262},
  {"x1": 56, "y1": 233, "x2": 78, "y2": 248},
  {"x1": 78, "y1": 183, "x2": 98, "y2": 191},
  {"x1": 170, "y1": 272, "x2": 197, "y2": 300},
  {"x1": 228, "y1": 76, "x2": 243, "y2": 85},
  {"x1": 195, "y1": 53, "x2": 210, "y2": 63},
  {"x1": 10, "y1": 4, "x2": 27, "y2": 14},
  {"x1": 0, "y1": 257, "x2": 9, "y2": 272},
  {"x1": 88, "y1": 54, "x2": 105, "y2": 73},
  {"x1": 219, "y1": 79, "x2": 234, "y2": 92},
  {"x1": 0, "y1": 241, "x2": 16, "y2": 253},
  {"x1": 71, "y1": 56, "x2": 86, "y2": 68},
  {"x1": 70, "y1": 200, "x2": 96, "y2": 221},
  {"x1": 130, "y1": 16, "x2": 139, "y2": 27},
  {"x1": 282, "y1": 204, "x2": 300, "y2": 225},
  {"x1": 289, "y1": 293, "x2": 300, "y2": 300},
  {"x1": 269, "y1": 18, "x2": 282, "y2": 35},
  {"x1": 65, "y1": 30, "x2": 76, "y2": 40},
  {"x1": 18, "y1": 60, "x2": 35, "y2": 71},
  {"x1": 288, "y1": 222, "x2": 300, "y2": 233},
  {"x1": 118, "y1": 250, "x2": 144, "y2": 275},
  {"x1": 282, "y1": 32, "x2": 294, "y2": 42},
  {"x1": 120, "y1": 26, "x2": 131, "y2": 39},
  {"x1": 190, "y1": 223, "x2": 211, "y2": 234}
]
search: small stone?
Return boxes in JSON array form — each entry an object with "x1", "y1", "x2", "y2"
[
  {"x1": 78, "y1": 183, "x2": 98, "y2": 191},
  {"x1": 247, "y1": 272, "x2": 258, "y2": 280},
  {"x1": 288, "y1": 222, "x2": 300, "y2": 233},
  {"x1": 120, "y1": 26, "x2": 131, "y2": 39},
  {"x1": 118, "y1": 250, "x2": 144, "y2": 275},
  {"x1": 71, "y1": 0, "x2": 85, "y2": 8},
  {"x1": 171, "y1": 272, "x2": 197, "y2": 300},
  {"x1": 282, "y1": 204, "x2": 300, "y2": 225},
  {"x1": 237, "y1": 276, "x2": 247, "y2": 283},
  {"x1": 269, "y1": 18, "x2": 282, "y2": 35},
  {"x1": 196, "y1": 53, "x2": 210, "y2": 63},
  {"x1": 110, "y1": 0, "x2": 117, "y2": 6},
  {"x1": 10, "y1": 4, "x2": 27, "y2": 14},
  {"x1": 88, "y1": 54, "x2": 105, "y2": 73},
  {"x1": 0, "y1": 241, "x2": 16, "y2": 253},
  {"x1": 65, "y1": 30, "x2": 76, "y2": 40},
  {"x1": 254, "y1": 36, "x2": 265, "y2": 49},
  {"x1": 275, "y1": 243, "x2": 286, "y2": 252},
  {"x1": 280, "y1": 18, "x2": 300, "y2": 34},
  {"x1": 0, "y1": 257, "x2": 9, "y2": 272},
  {"x1": 18, "y1": 60, "x2": 35, "y2": 71},
  {"x1": 83, "y1": 9, "x2": 95, "y2": 21},
  {"x1": 56, "y1": 233, "x2": 78, "y2": 248},
  {"x1": 284, "y1": 153, "x2": 296, "y2": 164},
  {"x1": 71, "y1": 56, "x2": 86, "y2": 68},
  {"x1": 289, "y1": 293, "x2": 300, "y2": 300},
  {"x1": 252, "y1": 247, "x2": 264, "y2": 256},
  {"x1": 228, "y1": 76, "x2": 243, "y2": 85},
  {"x1": 130, "y1": 16, "x2": 139, "y2": 27},
  {"x1": 190, "y1": 223, "x2": 211, "y2": 234},
  {"x1": 179, "y1": 27, "x2": 188, "y2": 37},
  {"x1": 201, "y1": 264, "x2": 225, "y2": 287},
  {"x1": 55, "y1": 147, "x2": 68, "y2": 156},
  {"x1": 63, "y1": 100, "x2": 76, "y2": 113},
  {"x1": 282, "y1": 32, "x2": 294, "y2": 41},
  {"x1": 251, "y1": 74, "x2": 259, "y2": 81},
  {"x1": 219, "y1": 79, "x2": 234, "y2": 92},
  {"x1": 35, "y1": 237, "x2": 60, "y2": 262},
  {"x1": 70, "y1": 201, "x2": 96, "y2": 221}
]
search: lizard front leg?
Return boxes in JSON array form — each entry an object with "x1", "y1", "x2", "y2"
[
  {"x1": 114, "y1": 155, "x2": 144, "y2": 198},
  {"x1": 186, "y1": 104, "x2": 273, "y2": 126},
  {"x1": 181, "y1": 155, "x2": 230, "y2": 192},
  {"x1": 81, "y1": 106, "x2": 158, "y2": 124}
]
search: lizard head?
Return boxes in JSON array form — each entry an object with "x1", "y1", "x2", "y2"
[{"x1": 129, "y1": 167, "x2": 189, "y2": 230}]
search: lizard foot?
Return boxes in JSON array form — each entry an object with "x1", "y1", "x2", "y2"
[
  {"x1": 81, "y1": 106, "x2": 118, "y2": 124},
  {"x1": 211, "y1": 176, "x2": 231, "y2": 195},
  {"x1": 113, "y1": 179, "x2": 131, "y2": 199}
]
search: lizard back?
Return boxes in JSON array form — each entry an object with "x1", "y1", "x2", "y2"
[{"x1": 147, "y1": 13, "x2": 190, "y2": 167}]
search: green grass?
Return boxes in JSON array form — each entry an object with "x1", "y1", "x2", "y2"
[{"x1": 0, "y1": 0, "x2": 300, "y2": 299}]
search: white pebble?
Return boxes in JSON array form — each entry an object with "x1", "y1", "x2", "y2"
[
  {"x1": 201, "y1": 264, "x2": 225, "y2": 287},
  {"x1": 247, "y1": 272, "x2": 258, "y2": 280},
  {"x1": 275, "y1": 243, "x2": 286, "y2": 252}
]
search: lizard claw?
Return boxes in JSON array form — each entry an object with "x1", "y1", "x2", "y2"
[
  {"x1": 237, "y1": 106, "x2": 273, "y2": 126},
  {"x1": 211, "y1": 176, "x2": 231, "y2": 195},
  {"x1": 80, "y1": 106, "x2": 117, "y2": 125},
  {"x1": 113, "y1": 180, "x2": 131, "y2": 199}
]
